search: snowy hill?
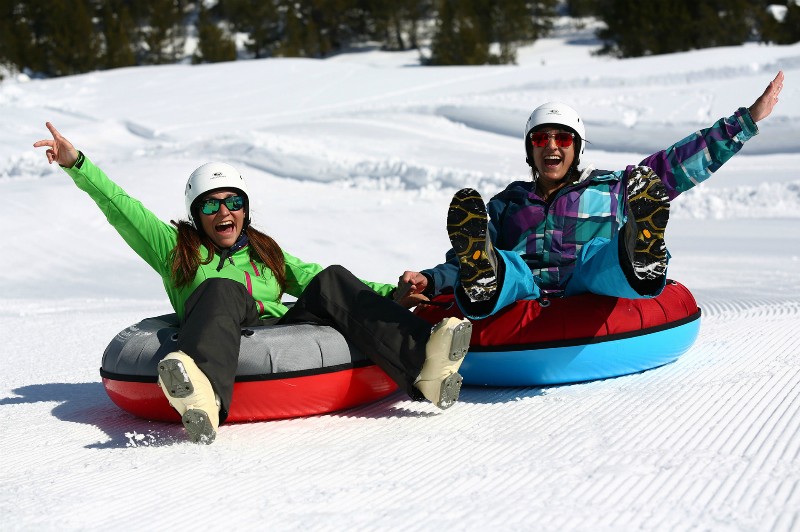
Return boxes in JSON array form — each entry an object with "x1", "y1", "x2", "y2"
[{"x1": 1, "y1": 28, "x2": 799, "y2": 530}]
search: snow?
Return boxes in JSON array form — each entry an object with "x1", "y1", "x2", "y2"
[{"x1": 1, "y1": 27, "x2": 800, "y2": 529}]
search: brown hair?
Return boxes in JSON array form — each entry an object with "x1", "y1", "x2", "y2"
[{"x1": 169, "y1": 221, "x2": 287, "y2": 295}]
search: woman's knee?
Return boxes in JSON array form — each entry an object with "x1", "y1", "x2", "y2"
[
  {"x1": 319, "y1": 264, "x2": 349, "y2": 277},
  {"x1": 314, "y1": 264, "x2": 357, "y2": 285},
  {"x1": 188, "y1": 278, "x2": 251, "y2": 309}
]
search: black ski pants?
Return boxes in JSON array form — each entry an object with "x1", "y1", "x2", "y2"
[{"x1": 177, "y1": 265, "x2": 431, "y2": 423}]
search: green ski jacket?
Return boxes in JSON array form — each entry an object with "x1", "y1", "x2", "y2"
[{"x1": 64, "y1": 155, "x2": 394, "y2": 319}]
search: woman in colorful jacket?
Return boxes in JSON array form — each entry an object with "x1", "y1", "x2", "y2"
[
  {"x1": 34, "y1": 123, "x2": 472, "y2": 444},
  {"x1": 400, "y1": 71, "x2": 784, "y2": 319}
]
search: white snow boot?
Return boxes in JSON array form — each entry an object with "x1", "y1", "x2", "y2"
[
  {"x1": 415, "y1": 317, "x2": 473, "y2": 409},
  {"x1": 157, "y1": 351, "x2": 220, "y2": 444}
]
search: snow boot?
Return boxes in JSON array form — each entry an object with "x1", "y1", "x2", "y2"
[
  {"x1": 626, "y1": 167, "x2": 670, "y2": 280},
  {"x1": 157, "y1": 351, "x2": 220, "y2": 444},
  {"x1": 447, "y1": 188, "x2": 498, "y2": 302},
  {"x1": 414, "y1": 317, "x2": 473, "y2": 409}
]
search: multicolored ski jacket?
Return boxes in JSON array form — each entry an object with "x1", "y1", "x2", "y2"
[
  {"x1": 423, "y1": 108, "x2": 758, "y2": 294},
  {"x1": 64, "y1": 156, "x2": 394, "y2": 320}
]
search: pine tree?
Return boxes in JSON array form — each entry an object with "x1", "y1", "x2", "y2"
[
  {"x1": 597, "y1": 0, "x2": 762, "y2": 57},
  {"x1": 429, "y1": 0, "x2": 489, "y2": 65},
  {"x1": 43, "y1": 0, "x2": 101, "y2": 76},
  {"x1": 597, "y1": 0, "x2": 660, "y2": 57},
  {"x1": 491, "y1": 0, "x2": 555, "y2": 64},
  {"x1": 762, "y1": 1, "x2": 800, "y2": 44},
  {"x1": 276, "y1": 2, "x2": 306, "y2": 56},
  {"x1": 780, "y1": 2, "x2": 800, "y2": 43},
  {"x1": 2, "y1": 2, "x2": 50, "y2": 75},
  {"x1": 429, "y1": 0, "x2": 555, "y2": 65},
  {"x1": 140, "y1": 0, "x2": 186, "y2": 65},
  {"x1": 304, "y1": 3, "x2": 327, "y2": 57},
  {"x1": 193, "y1": 3, "x2": 237, "y2": 64},
  {"x1": 223, "y1": 0, "x2": 280, "y2": 59},
  {"x1": 304, "y1": 0, "x2": 367, "y2": 56},
  {"x1": 385, "y1": 0, "x2": 434, "y2": 50},
  {"x1": 369, "y1": 0, "x2": 412, "y2": 50},
  {"x1": 566, "y1": 0, "x2": 599, "y2": 17},
  {"x1": 0, "y1": 1, "x2": 15, "y2": 76},
  {"x1": 101, "y1": 0, "x2": 137, "y2": 69},
  {"x1": 269, "y1": 0, "x2": 355, "y2": 58},
  {"x1": 692, "y1": 0, "x2": 752, "y2": 49}
]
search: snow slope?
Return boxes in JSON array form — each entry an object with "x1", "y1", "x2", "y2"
[{"x1": 1, "y1": 23, "x2": 800, "y2": 530}]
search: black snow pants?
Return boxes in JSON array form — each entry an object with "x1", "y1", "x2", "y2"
[{"x1": 177, "y1": 265, "x2": 431, "y2": 423}]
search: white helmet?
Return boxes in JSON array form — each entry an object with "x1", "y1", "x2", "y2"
[
  {"x1": 524, "y1": 101, "x2": 586, "y2": 166},
  {"x1": 184, "y1": 162, "x2": 250, "y2": 227}
]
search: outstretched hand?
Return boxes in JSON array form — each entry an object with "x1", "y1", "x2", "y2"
[
  {"x1": 394, "y1": 271, "x2": 431, "y2": 309},
  {"x1": 33, "y1": 122, "x2": 79, "y2": 167},
  {"x1": 749, "y1": 71, "x2": 784, "y2": 123}
]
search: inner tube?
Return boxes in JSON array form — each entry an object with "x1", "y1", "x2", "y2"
[
  {"x1": 414, "y1": 280, "x2": 701, "y2": 386},
  {"x1": 101, "y1": 315, "x2": 398, "y2": 422}
]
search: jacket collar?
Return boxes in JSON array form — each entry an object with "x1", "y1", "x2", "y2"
[{"x1": 215, "y1": 232, "x2": 249, "y2": 271}]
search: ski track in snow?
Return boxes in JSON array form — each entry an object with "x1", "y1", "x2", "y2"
[
  {"x1": 699, "y1": 295, "x2": 800, "y2": 321},
  {"x1": 2, "y1": 286, "x2": 800, "y2": 529}
]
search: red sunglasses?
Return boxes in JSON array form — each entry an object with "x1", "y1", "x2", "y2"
[{"x1": 529, "y1": 131, "x2": 575, "y2": 148}]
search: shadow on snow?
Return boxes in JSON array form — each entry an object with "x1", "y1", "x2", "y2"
[{"x1": 0, "y1": 382, "x2": 545, "y2": 448}]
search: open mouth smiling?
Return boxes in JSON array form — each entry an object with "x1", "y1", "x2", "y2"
[
  {"x1": 215, "y1": 220, "x2": 235, "y2": 233},
  {"x1": 544, "y1": 154, "x2": 562, "y2": 167}
]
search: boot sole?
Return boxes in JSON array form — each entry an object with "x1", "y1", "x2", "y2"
[
  {"x1": 448, "y1": 188, "x2": 497, "y2": 302},
  {"x1": 627, "y1": 169, "x2": 670, "y2": 279},
  {"x1": 448, "y1": 321, "x2": 473, "y2": 361},
  {"x1": 437, "y1": 373, "x2": 463, "y2": 410},
  {"x1": 435, "y1": 320, "x2": 472, "y2": 409},
  {"x1": 182, "y1": 409, "x2": 216, "y2": 444},
  {"x1": 430, "y1": 318, "x2": 473, "y2": 362},
  {"x1": 157, "y1": 359, "x2": 194, "y2": 399},
  {"x1": 418, "y1": 320, "x2": 472, "y2": 409}
]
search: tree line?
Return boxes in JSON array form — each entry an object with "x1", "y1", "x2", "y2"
[
  {"x1": 1, "y1": 0, "x2": 798, "y2": 79},
  {"x1": 0, "y1": 0, "x2": 558, "y2": 76},
  {"x1": 584, "y1": 0, "x2": 800, "y2": 58}
]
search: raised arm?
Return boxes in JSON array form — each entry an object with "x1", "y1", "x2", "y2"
[
  {"x1": 638, "y1": 72, "x2": 786, "y2": 198},
  {"x1": 34, "y1": 122, "x2": 180, "y2": 275}
]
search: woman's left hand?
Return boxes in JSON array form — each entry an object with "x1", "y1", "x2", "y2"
[
  {"x1": 33, "y1": 122, "x2": 79, "y2": 167},
  {"x1": 393, "y1": 274, "x2": 431, "y2": 308},
  {"x1": 749, "y1": 71, "x2": 784, "y2": 123},
  {"x1": 395, "y1": 291, "x2": 430, "y2": 309}
]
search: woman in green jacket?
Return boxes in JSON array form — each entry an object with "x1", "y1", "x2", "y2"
[{"x1": 35, "y1": 123, "x2": 472, "y2": 444}]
